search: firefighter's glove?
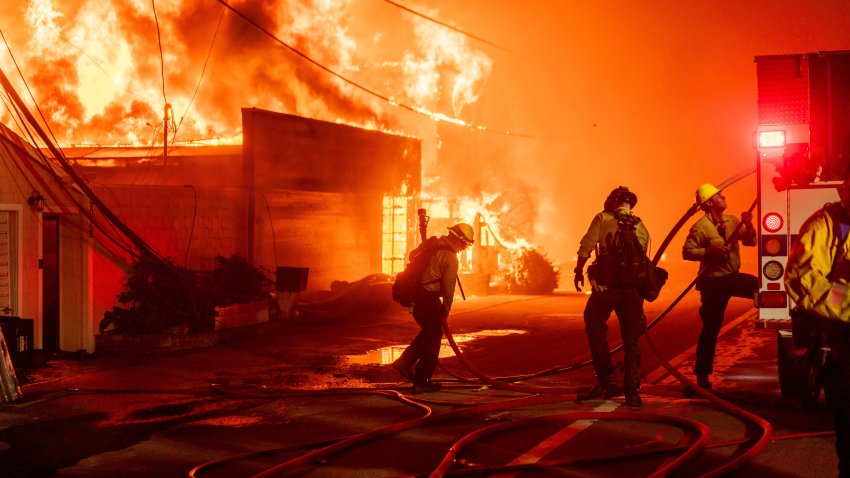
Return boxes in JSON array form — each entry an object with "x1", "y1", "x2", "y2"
[
  {"x1": 574, "y1": 267, "x2": 584, "y2": 292},
  {"x1": 704, "y1": 245, "x2": 730, "y2": 262},
  {"x1": 740, "y1": 211, "x2": 756, "y2": 233}
]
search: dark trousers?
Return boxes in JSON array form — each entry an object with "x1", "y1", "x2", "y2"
[
  {"x1": 584, "y1": 288, "x2": 646, "y2": 393},
  {"x1": 397, "y1": 290, "x2": 443, "y2": 386},
  {"x1": 694, "y1": 272, "x2": 758, "y2": 376},
  {"x1": 823, "y1": 328, "x2": 850, "y2": 477}
]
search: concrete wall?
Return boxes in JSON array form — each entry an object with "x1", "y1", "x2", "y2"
[
  {"x1": 243, "y1": 109, "x2": 421, "y2": 288},
  {"x1": 243, "y1": 108, "x2": 420, "y2": 196},
  {"x1": 254, "y1": 189, "x2": 383, "y2": 289}
]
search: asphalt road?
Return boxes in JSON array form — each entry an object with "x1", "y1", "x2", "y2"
[{"x1": 0, "y1": 288, "x2": 840, "y2": 477}]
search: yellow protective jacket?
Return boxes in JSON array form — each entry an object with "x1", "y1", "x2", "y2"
[
  {"x1": 577, "y1": 207, "x2": 650, "y2": 290},
  {"x1": 785, "y1": 203, "x2": 850, "y2": 322},
  {"x1": 682, "y1": 213, "x2": 757, "y2": 277},
  {"x1": 419, "y1": 235, "x2": 460, "y2": 315}
]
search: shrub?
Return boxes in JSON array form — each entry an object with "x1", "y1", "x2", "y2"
[
  {"x1": 100, "y1": 254, "x2": 272, "y2": 335},
  {"x1": 505, "y1": 248, "x2": 560, "y2": 295}
]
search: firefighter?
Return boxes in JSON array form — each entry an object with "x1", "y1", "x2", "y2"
[
  {"x1": 682, "y1": 183, "x2": 757, "y2": 392},
  {"x1": 574, "y1": 186, "x2": 649, "y2": 407},
  {"x1": 785, "y1": 176, "x2": 850, "y2": 477},
  {"x1": 392, "y1": 223, "x2": 474, "y2": 394}
]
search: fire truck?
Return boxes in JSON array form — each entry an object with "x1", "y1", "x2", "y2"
[{"x1": 754, "y1": 50, "x2": 850, "y2": 402}]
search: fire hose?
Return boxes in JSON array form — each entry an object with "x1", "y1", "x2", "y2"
[
  {"x1": 429, "y1": 168, "x2": 775, "y2": 476},
  {"x1": 33, "y1": 170, "x2": 795, "y2": 477},
  {"x1": 184, "y1": 171, "x2": 782, "y2": 477}
]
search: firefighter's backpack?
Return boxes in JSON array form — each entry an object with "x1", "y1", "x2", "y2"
[
  {"x1": 391, "y1": 237, "x2": 452, "y2": 307},
  {"x1": 588, "y1": 211, "x2": 664, "y2": 298}
]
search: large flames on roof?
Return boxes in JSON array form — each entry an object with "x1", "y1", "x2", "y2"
[{"x1": 1, "y1": 0, "x2": 491, "y2": 147}]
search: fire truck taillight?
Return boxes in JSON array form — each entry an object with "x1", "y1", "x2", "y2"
[
  {"x1": 759, "y1": 291, "x2": 788, "y2": 308},
  {"x1": 761, "y1": 235, "x2": 787, "y2": 256},
  {"x1": 758, "y1": 130, "x2": 786, "y2": 148},
  {"x1": 762, "y1": 212, "x2": 784, "y2": 233},
  {"x1": 763, "y1": 260, "x2": 784, "y2": 281}
]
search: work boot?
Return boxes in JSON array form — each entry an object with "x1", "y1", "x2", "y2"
[
  {"x1": 412, "y1": 381, "x2": 442, "y2": 394},
  {"x1": 625, "y1": 392, "x2": 642, "y2": 408},
  {"x1": 391, "y1": 359, "x2": 415, "y2": 382},
  {"x1": 586, "y1": 380, "x2": 618, "y2": 400}
]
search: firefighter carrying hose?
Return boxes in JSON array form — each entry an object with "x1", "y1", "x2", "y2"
[
  {"x1": 785, "y1": 176, "x2": 850, "y2": 477},
  {"x1": 574, "y1": 186, "x2": 649, "y2": 408},
  {"x1": 392, "y1": 223, "x2": 474, "y2": 394},
  {"x1": 682, "y1": 183, "x2": 758, "y2": 393}
]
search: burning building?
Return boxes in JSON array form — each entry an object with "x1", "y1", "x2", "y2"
[
  {"x1": 0, "y1": 1, "x2": 553, "y2": 356},
  {"x1": 78, "y1": 108, "x2": 421, "y2": 350}
]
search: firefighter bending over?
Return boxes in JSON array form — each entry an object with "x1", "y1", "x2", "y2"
[
  {"x1": 682, "y1": 183, "x2": 757, "y2": 393},
  {"x1": 785, "y1": 176, "x2": 850, "y2": 477},
  {"x1": 574, "y1": 186, "x2": 649, "y2": 408},
  {"x1": 392, "y1": 223, "x2": 474, "y2": 394}
]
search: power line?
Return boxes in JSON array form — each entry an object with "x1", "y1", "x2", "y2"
[
  {"x1": 171, "y1": 3, "x2": 226, "y2": 146},
  {"x1": 151, "y1": 0, "x2": 168, "y2": 104},
  {"x1": 216, "y1": 0, "x2": 533, "y2": 138},
  {"x1": 381, "y1": 0, "x2": 517, "y2": 54}
]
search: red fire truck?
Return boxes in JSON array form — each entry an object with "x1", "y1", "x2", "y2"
[{"x1": 754, "y1": 50, "x2": 850, "y2": 402}]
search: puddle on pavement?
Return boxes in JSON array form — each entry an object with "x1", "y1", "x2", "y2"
[{"x1": 344, "y1": 329, "x2": 527, "y2": 365}]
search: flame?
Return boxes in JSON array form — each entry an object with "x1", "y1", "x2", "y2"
[
  {"x1": 420, "y1": 191, "x2": 535, "y2": 253},
  {"x1": 1, "y1": 0, "x2": 493, "y2": 153},
  {"x1": 456, "y1": 196, "x2": 533, "y2": 251},
  {"x1": 401, "y1": 11, "x2": 492, "y2": 116}
]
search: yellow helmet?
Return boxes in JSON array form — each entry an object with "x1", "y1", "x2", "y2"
[
  {"x1": 695, "y1": 183, "x2": 720, "y2": 206},
  {"x1": 448, "y1": 223, "x2": 475, "y2": 244}
]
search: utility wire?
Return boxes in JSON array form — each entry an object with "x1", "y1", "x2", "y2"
[
  {"x1": 151, "y1": 0, "x2": 168, "y2": 105},
  {"x1": 0, "y1": 66, "x2": 167, "y2": 262},
  {"x1": 381, "y1": 0, "x2": 517, "y2": 54},
  {"x1": 171, "y1": 3, "x2": 226, "y2": 146},
  {"x1": 215, "y1": 0, "x2": 533, "y2": 138}
]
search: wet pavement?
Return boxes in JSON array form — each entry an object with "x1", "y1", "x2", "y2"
[{"x1": 0, "y1": 292, "x2": 840, "y2": 477}]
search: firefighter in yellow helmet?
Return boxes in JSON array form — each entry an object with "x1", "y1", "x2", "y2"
[
  {"x1": 785, "y1": 176, "x2": 850, "y2": 476},
  {"x1": 392, "y1": 223, "x2": 473, "y2": 394},
  {"x1": 574, "y1": 186, "x2": 649, "y2": 407},
  {"x1": 682, "y1": 183, "x2": 757, "y2": 393}
]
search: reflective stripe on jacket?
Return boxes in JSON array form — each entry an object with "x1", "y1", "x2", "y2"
[
  {"x1": 682, "y1": 213, "x2": 756, "y2": 277},
  {"x1": 785, "y1": 203, "x2": 850, "y2": 322}
]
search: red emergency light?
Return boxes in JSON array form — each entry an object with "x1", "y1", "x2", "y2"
[
  {"x1": 762, "y1": 212, "x2": 784, "y2": 233},
  {"x1": 758, "y1": 130, "x2": 786, "y2": 148},
  {"x1": 759, "y1": 291, "x2": 788, "y2": 308}
]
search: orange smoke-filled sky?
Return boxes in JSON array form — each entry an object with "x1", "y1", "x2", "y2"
[{"x1": 1, "y1": 0, "x2": 849, "y2": 278}]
